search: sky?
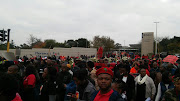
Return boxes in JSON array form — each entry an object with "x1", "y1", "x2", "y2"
[{"x1": 0, "y1": 0, "x2": 180, "y2": 46}]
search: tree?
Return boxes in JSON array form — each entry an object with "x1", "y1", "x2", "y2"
[
  {"x1": 27, "y1": 34, "x2": 42, "y2": 48},
  {"x1": 0, "y1": 43, "x2": 7, "y2": 50},
  {"x1": 66, "y1": 40, "x2": 76, "y2": 47},
  {"x1": 76, "y1": 38, "x2": 90, "y2": 48},
  {"x1": 114, "y1": 43, "x2": 122, "y2": 49},
  {"x1": 33, "y1": 42, "x2": 46, "y2": 48},
  {"x1": 92, "y1": 36, "x2": 115, "y2": 52},
  {"x1": 159, "y1": 37, "x2": 170, "y2": 52},
  {"x1": 55, "y1": 42, "x2": 65, "y2": 48},
  {"x1": 10, "y1": 40, "x2": 15, "y2": 49},
  {"x1": 20, "y1": 43, "x2": 30, "y2": 49},
  {"x1": 159, "y1": 36, "x2": 180, "y2": 54},
  {"x1": 0, "y1": 40, "x2": 16, "y2": 50},
  {"x1": 44, "y1": 39, "x2": 56, "y2": 49}
]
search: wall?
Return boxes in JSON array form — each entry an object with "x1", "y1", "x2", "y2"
[{"x1": 0, "y1": 47, "x2": 97, "y2": 58}]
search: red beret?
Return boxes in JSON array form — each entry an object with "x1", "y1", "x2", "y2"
[{"x1": 96, "y1": 67, "x2": 113, "y2": 77}]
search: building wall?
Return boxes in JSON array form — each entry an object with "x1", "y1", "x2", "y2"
[
  {"x1": 141, "y1": 32, "x2": 154, "y2": 56},
  {"x1": 0, "y1": 47, "x2": 97, "y2": 58}
]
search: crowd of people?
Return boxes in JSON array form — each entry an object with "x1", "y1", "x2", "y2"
[{"x1": 0, "y1": 54, "x2": 180, "y2": 101}]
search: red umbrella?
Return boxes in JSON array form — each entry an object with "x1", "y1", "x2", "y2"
[{"x1": 163, "y1": 55, "x2": 179, "y2": 64}]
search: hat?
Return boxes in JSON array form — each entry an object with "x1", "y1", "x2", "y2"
[
  {"x1": 67, "y1": 64, "x2": 71, "y2": 68},
  {"x1": 96, "y1": 67, "x2": 113, "y2": 77}
]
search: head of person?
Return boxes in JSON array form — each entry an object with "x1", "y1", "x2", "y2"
[
  {"x1": 118, "y1": 64, "x2": 129, "y2": 76},
  {"x1": 162, "y1": 71, "x2": 172, "y2": 84},
  {"x1": 104, "y1": 59, "x2": 109, "y2": 65},
  {"x1": 42, "y1": 66, "x2": 57, "y2": 81},
  {"x1": 73, "y1": 68, "x2": 88, "y2": 86},
  {"x1": 96, "y1": 67, "x2": 113, "y2": 91},
  {"x1": 24, "y1": 65, "x2": 36, "y2": 76},
  {"x1": 0, "y1": 73, "x2": 18, "y2": 101},
  {"x1": 33, "y1": 60, "x2": 40, "y2": 67},
  {"x1": 167, "y1": 63, "x2": 173, "y2": 69},
  {"x1": 139, "y1": 68, "x2": 146, "y2": 77},
  {"x1": 41, "y1": 60, "x2": 46, "y2": 65},
  {"x1": 46, "y1": 59, "x2": 52, "y2": 66},
  {"x1": 7, "y1": 65, "x2": 19, "y2": 74},
  {"x1": 173, "y1": 75, "x2": 180, "y2": 92},
  {"x1": 99, "y1": 59, "x2": 104, "y2": 63},
  {"x1": 61, "y1": 63, "x2": 69, "y2": 72},
  {"x1": 87, "y1": 61, "x2": 94, "y2": 72},
  {"x1": 134, "y1": 62, "x2": 140, "y2": 70},
  {"x1": 112, "y1": 79, "x2": 126, "y2": 94},
  {"x1": 153, "y1": 62, "x2": 158, "y2": 68},
  {"x1": 160, "y1": 63, "x2": 167, "y2": 72}
]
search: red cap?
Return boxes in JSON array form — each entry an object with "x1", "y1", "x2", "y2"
[
  {"x1": 96, "y1": 67, "x2": 113, "y2": 77},
  {"x1": 14, "y1": 61, "x2": 18, "y2": 65}
]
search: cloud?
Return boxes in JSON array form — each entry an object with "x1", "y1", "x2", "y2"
[{"x1": 0, "y1": 0, "x2": 179, "y2": 46}]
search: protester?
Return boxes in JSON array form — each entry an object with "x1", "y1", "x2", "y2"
[
  {"x1": 0, "y1": 72, "x2": 22, "y2": 101},
  {"x1": 167, "y1": 63, "x2": 176, "y2": 75},
  {"x1": 150, "y1": 62, "x2": 160, "y2": 86},
  {"x1": 56, "y1": 63, "x2": 72, "y2": 101},
  {"x1": 40, "y1": 66, "x2": 57, "y2": 101},
  {"x1": 111, "y1": 80, "x2": 127, "y2": 100},
  {"x1": 155, "y1": 71, "x2": 174, "y2": 101},
  {"x1": 72, "y1": 68, "x2": 96, "y2": 101},
  {"x1": 23, "y1": 65, "x2": 36, "y2": 101},
  {"x1": 130, "y1": 61, "x2": 140, "y2": 75},
  {"x1": 1, "y1": 53, "x2": 180, "y2": 101},
  {"x1": 90, "y1": 67, "x2": 124, "y2": 101},
  {"x1": 134, "y1": 68, "x2": 156, "y2": 101},
  {"x1": 150, "y1": 62, "x2": 160, "y2": 73},
  {"x1": 116, "y1": 64, "x2": 135, "y2": 101},
  {"x1": 162, "y1": 75, "x2": 180, "y2": 101},
  {"x1": 7, "y1": 65, "x2": 24, "y2": 100}
]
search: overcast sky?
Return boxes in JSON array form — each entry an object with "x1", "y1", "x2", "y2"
[{"x1": 0, "y1": 0, "x2": 179, "y2": 46}]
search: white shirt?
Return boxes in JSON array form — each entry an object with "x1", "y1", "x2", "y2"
[{"x1": 122, "y1": 76, "x2": 127, "y2": 83}]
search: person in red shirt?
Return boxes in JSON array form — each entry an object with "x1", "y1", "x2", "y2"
[
  {"x1": 23, "y1": 65, "x2": 36, "y2": 101},
  {"x1": 90, "y1": 67, "x2": 124, "y2": 101},
  {"x1": 130, "y1": 62, "x2": 140, "y2": 77}
]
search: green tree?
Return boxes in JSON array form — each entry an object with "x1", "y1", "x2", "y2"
[
  {"x1": 10, "y1": 40, "x2": 15, "y2": 49},
  {"x1": 0, "y1": 43, "x2": 7, "y2": 50},
  {"x1": 159, "y1": 36, "x2": 180, "y2": 54},
  {"x1": 66, "y1": 40, "x2": 76, "y2": 47},
  {"x1": 44, "y1": 39, "x2": 56, "y2": 49},
  {"x1": 27, "y1": 34, "x2": 42, "y2": 48},
  {"x1": 92, "y1": 36, "x2": 115, "y2": 52},
  {"x1": 76, "y1": 38, "x2": 90, "y2": 48},
  {"x1": 20, "y1": 43, "x2": 30, "y2": 49},
  {"x1": 55, "y1": 42, "x2": 65, "y2": 47}
]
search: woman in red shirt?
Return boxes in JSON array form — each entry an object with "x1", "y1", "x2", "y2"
[{"x1": 23, "y1": 65, "x2": 36, "y2": 101}]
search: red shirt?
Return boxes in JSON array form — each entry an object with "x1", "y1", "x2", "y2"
[
  {"x1": 94, "y1": 89, "x2": 114, "y2": 101},
  {"x1": 12, "y1": 93, "x2": 22, "y2": 101},
  {"x1": 23, "y1": 74, "x2": 36, "y2": 88},
  {"x1": 130, "y1": 67, "x2": 138, "y2": 74}
]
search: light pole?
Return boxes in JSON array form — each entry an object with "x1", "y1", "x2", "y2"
[{"x1": 154, "y1": 22, "x2": 159, "y2": 55}]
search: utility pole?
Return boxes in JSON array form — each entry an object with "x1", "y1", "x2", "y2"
[
  {"x1": 154, "y1": 22, "x2": 159, "y2": 55},
  {"x1": 7, "y1": 29, "x2": 10, "y2": 52}
]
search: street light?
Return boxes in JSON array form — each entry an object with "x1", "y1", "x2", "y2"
[{"x1": 154, "y1": 22, "x2": 159, "y2": 55}]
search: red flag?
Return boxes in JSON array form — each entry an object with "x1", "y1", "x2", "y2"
[{"x1": 97, "y1": 47, "x2": 103, "y2": 59}]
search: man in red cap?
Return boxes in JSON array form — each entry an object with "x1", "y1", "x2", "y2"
[{"x1": 90, "y1": 67, "x2": 124, "y2": 101}]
